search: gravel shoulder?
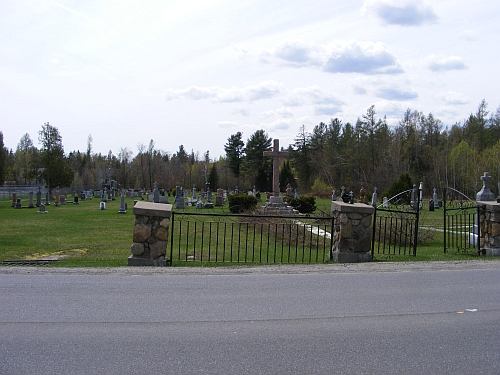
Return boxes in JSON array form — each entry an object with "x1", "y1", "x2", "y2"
[{"x1": 1, "y1": 260, "x2": 500, "y2": 276}]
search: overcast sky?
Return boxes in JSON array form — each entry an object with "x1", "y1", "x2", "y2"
[{"x1": 1, "y1": 0, "x2": 499, "y2": 159}]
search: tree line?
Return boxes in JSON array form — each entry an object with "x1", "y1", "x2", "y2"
[{"x1": 1, "y1": 100, "x2": 500, "y2": 199}]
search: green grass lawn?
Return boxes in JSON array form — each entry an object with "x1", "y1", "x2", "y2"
[{"x1": 0, "y1": 195, "x2": 492, "y2": 267}]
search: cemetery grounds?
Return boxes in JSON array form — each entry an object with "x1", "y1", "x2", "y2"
[{"x1": 0, "y1": 196, "x2": 492, "y2": 267}]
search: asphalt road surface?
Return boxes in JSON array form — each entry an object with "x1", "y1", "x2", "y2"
[{"x1": 1, "y1": 261, "x2": 500, "y2": 374}]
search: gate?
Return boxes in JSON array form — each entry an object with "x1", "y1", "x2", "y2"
[
  {"x1": 371, "y1": 185, "x2": 420, "y2": 257},
  {"x1": 169, "y1": 212, "x2": 334, "y2": 265},
  {"x1": 443, "y1": 187, "x2": 482, "y2": 254}
]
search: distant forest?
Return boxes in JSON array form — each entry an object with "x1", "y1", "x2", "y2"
[{"x1": 1, "y1": 99, "x2": 500, "y2": 200}]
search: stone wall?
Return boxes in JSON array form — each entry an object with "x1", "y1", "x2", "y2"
[
  {"x1": 478, "y1": 201, "x2": 500, "y2": 256},
  {"x1": 330, "y1": 201, "x2": 374, "y2": 263},
  {"x1": 128, "y1": 201, "x2": 172, "y2": 266}
]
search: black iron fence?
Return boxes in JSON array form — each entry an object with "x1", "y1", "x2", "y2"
[
  {"x1": 169, "y1": 212, "x2": 334, "y2": 265},
  {"x1": 443, "y1": 188, "x2": 481, "y2": 254},
  {"x1": 371, "y1": 187, "x2": 420, "y2": 257}
]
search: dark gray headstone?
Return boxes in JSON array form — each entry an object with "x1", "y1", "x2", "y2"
[{"x1": 476, "y1": 172, "x2": 495, "y2": 201}]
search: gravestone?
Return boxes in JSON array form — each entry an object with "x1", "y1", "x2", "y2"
[
  {"x1": 15, "y1": 198, "x2": 22, "y2": 209},
  {"x1": 45, "y1": 191, "x2": 50, "y2": 205},
  {"x1": 73, "y1": 196, "x2": 79, "y2": 204},
  {"x1": 37, "y1": 204, "x2": 47, "y2": 214},
  {"x1": 383, "y1": 197, "x2": 389, "y2": 208},
  {"x1": 262, "y1": 139, "x2": 288, "y2": 204},
  {"x1": 206, "y1": 183, "x2": 212, "y2": 203},
  {"x1": 54, "y1": 187, "x2": 61, "y2": 207},
  {"x1": 118, "y1": 190, "x2": 126, "y2": 214},
  {"x1": 11, "y1": 193, "x2": 17, "y2": 208},
  {"x1": 332, "y1": 189, "x2": 336, "y2": 202},
  {"x1": 359, "y1": 183, "x2": 368, "y2": 204},
  {"x1": 433, "y1": 188, "x2": 439, "y2": 208},
  {"x1": 28, "y1": 191, "x2": 35, "y2": 208},
  {"x1": 36, "y1": 187, "x2": 42, "y2": 207},
  {"x1": 371, "y1": 187, "x2": 377, "y2": 207},
  {"x1": 477, "y1": 172, "x2": 495, "y2": 201},
  {"x1": 102, "y1": 188, "x2": 108, "y2": 202},
  {"x1": 153, "y1": 182, "x2": 160, "y2": 203},
  {"x1": 192, "y1": 186, "x2": 197, "y2": 200},
  {"x1": 215, "y1": 188, "x2": 224, "y2": 206},
  {"x1": 196, "y1": 195, "x2": 203, "y2": 209},
  {"x1": 175, "y1": 186, "x2": 185, "y2": 209},
  {"x1": 60, "y1": 195, "x2": 66, "y2": 205},
  {"x1": 100, "y1": 201, "x2": 106, "y2": 210}
]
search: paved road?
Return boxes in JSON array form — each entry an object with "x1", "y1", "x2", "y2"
[{"x1": 1, "y1": 262, "x2": 500, "y2": 374}]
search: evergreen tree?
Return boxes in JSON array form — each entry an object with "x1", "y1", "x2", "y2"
[
  {"x1": 279, "y1": 160, "x2": 296, "y2": 191},
  {"x1": 242, "y1": 130, "x2": 272, "y2": 191},
  {"x1": 224, "y1": 132, "x2": 245, "y2": 181},
  {"x1": 0, "y1": 132, "x2": 6, "y2": 186},
  {"x1": 38, "y1": 122, "x2": 73, "y2": 191},
  {"x1": 208, "y1": 163, "x2": 219, "y2": 189}
]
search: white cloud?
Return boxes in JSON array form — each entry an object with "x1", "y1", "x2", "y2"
[
  {"x1": 459, "y1": 29, "x2": 478, "y2": 42},
  {"x1": 261, "y1": 119, "x2": 292, "y2": 131},
  {"x1": 285, "y1": 86, "x2": 343, "y2": 108},
  {"x1": 442, "y1": 91, "x2": 469, "y2": 105},
  {"x1": 232, "y1": 108, "x2": 250, "y2": 117},
  {"x1": 265, "y1": 41, "x2": 402, "y2": 75},
  {"x1": 372, "y1": 100, "x2": 406, "y2": 119},
  {"x1": 353, "y1": 86, "x2": 367, "y2": 95},
  {"x1": 426, "y1": 55, "x2": 467, "y2": 72},
  {"x1": 363, "y1": 0, "x2": 437, "y2": 26},
  {"x1": 314, "y1": 104, "x2": 343, "y2": 116},
  {"x1": 261, "y1": 107, "x2": 294, "y2": 119},
  {"x1": 271, "y1": 41, "x2": 323, "y2": 67},
  {"x1": 164, "y1": 81, "x2": 284, "y2": 102},
  {"x1": 325, "y1": 42, "x2": 402, "y2": 74},
  {"x1": 376, "y1": 87, "x2": 418, "y2": 100},
  {"x1": 218, "y1": 121, "x2": 238, "y2": 128}
]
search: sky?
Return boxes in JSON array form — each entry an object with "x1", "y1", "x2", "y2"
[{"x1": 1, "y1": 0, "x2": 499, "y2": 159}]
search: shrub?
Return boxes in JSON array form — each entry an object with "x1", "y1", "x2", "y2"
[
  {"x1": 228, "y1": 194, "x2": 258, "y2": 213},
  {"x1": 286, "y1": 196, "x2": 316, "y2": 214},
  {"x1": 383, "y1": 173, "x2": 413, "y2": 202},
  {"x1": 310, "y1": 178, "x2": 332, "y2": 199}
]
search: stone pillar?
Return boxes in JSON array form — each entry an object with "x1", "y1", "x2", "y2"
[
  {"x1": 477, "y1": 201, "x2": 500, "y2": 256},
  {"x1": 330, "y1": 201, "x2": 374, "y2": 263},
  {"x1": 128, "y1": 201, "x2": 172, "y2": 266}
]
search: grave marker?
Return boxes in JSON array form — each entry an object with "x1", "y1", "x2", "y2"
[{"x1": 263, "y1": 139, "x2": 288, "y2": 202}]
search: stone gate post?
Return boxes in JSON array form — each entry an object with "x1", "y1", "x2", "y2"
[
  {"x1": 128, "y1": 201, "x2": 172, "y2": 266},
  {"x1": 477, "y1": 201, "x2": 500, "y2": 256},
  {"x1": 330, "y1": 201, "x2": 374, "y2": 263}
]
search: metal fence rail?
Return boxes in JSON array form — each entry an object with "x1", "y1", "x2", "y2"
[
  {"x1": 371, "y1": 186, "x2": 420, "y2": 257},
  {"x1": 372, "y1": 207, "x2": 419, "y2": 257},
  {"x1": 169, "y1": 212, "x2": 334, "y2": 265},
  {"x1": 443, "y1": 187, "x2": 481, "y2": 254}
]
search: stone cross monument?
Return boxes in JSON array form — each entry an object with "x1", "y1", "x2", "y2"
[
  {"x1": 263, "y1": 139, "x2": 288, "y2": 203},
  {"x1": 477, "y1": 172, "x2": 495, "y2": 201}
]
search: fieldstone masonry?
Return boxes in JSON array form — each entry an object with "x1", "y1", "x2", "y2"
[
  {"x1": 128, "y1": 201, "x2": 172, "y2": 266},
  {"x1": 478, "y1": 201, "x2": 500, "y2": 256},
  {"x1": 330, "y1": 201, "x2": 374, "y2": 263}
]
